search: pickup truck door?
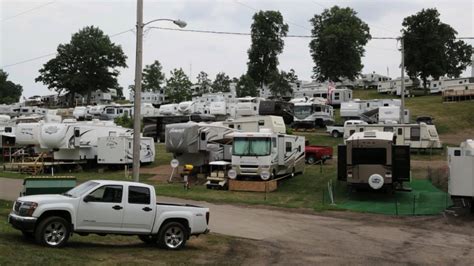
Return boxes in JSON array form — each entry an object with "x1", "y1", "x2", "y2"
[
  {"x1": 76, "y1": 185, "x2": 125, "y2": 232},
  {"x1": 122, "y1": 185, "x2": 155, "y2": 233}
]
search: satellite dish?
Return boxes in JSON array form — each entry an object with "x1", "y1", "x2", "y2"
[
  {"x1": 170, "y1": 159, "x2": 179, "y2": 168},
  {"x1": 368, "y1": 174, "x2": 384, "y2": 190}
]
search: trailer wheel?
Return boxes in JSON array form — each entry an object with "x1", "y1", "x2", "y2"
[
  {"x1": 307, "y1": 156, "x2": 316, "y2": 164},
  {"x1": 331, "y1": 131, "x2": 340, "y2": 138}
]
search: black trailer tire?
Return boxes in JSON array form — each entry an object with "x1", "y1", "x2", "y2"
[
  {"x1": 332, "y1": 131, "x2": 340, "y2": 138},
  {"x1": 139, "y1": 235, "x2": 158, "y2": 244},
  {"x1": 158, "y1": 222, "x2": 188, "y2": 250},
  {"x1": 34, "y1": 216, "x2": 70, "y2": 248},
  {"x1": 307, "y1": 156, "x2": 316, "y2": 165}
]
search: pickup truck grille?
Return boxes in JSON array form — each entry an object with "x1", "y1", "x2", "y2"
[{"x1": 14, "y1": 201, "x2": 21, "y2": 213}]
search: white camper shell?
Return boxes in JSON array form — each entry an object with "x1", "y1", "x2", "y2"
[
  {"x1": 97, "y1": 135, "x2": 155, "y2": 164},
  {"x1": 230, "y1": 130, "x2": 305, "y2": 181},
  {"x1": 448, "y1": 139, "x2": 474, "y2": 210}
]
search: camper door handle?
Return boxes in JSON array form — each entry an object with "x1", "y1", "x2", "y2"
[
  {"x1": 142, "y1": 207, "x2": 152, "y2": 212},
  {"x1": 112, "y1": 205, "x2": 123, "y2": 210}
]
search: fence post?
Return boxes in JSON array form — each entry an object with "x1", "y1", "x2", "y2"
[
  {"x1": 412, "y1": 195, "x2": 416, "y2": 216},
  {"x1": 395, "y1": 194, "x2": 399, "y2": 216}
]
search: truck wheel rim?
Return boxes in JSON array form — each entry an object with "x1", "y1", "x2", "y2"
[
  {"x1": 44, "y1": 222, "x2": 66, "y2": 246},
  {"x1": 165, "y1": 226, "x2": 184, "y2": 248}
]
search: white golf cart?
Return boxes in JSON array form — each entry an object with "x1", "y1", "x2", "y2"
[{"x1": 205, "y1": 161, "x2": 232, "y2": 189}]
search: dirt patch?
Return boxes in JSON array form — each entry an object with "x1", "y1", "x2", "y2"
[
  {"x1": 440, "y1": 130, "x2": 474, "y2": 146},
  {"x1": 411, "y1": 160, "x2": 447, "y2": 169},
  {"x1": 140, "y1": 165, "x2": 176, "y2": 182}
]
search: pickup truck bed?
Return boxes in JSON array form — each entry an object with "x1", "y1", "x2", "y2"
[{"x1": 305, "y1": 145, "x2": 333, "y2": 164}]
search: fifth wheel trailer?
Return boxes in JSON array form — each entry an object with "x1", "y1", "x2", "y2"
[
  {"x1": 448, "y1": 139, "x2": 474, "y2": 212},
  {"x1": 338, "y1": 131, "x2": 410, "y2": 191},
  {"x1": 97, "y1": 136, "x2": 155, "y2": 164}
]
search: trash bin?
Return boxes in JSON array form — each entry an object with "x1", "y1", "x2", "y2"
[{"x1": 21, "y1": 176, "x2": 77, "y2": 196}]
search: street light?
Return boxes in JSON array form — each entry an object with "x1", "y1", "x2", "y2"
[{"x1": 133, "y1": 0, "x2": 187, "y2": 182}]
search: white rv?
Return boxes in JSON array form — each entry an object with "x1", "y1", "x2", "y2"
[
  {"x1": 100, "y1": 105, "x2": 133, "y2": 120},
  {"x1": 97, "y1": 135, "x2": 155, "y2": 164},
  {"x1": 229, "y1": 130, "x2": 305, "y2": 181},
  {"x1": 72, "y1": 106, "x2": 90, "y2": 120},
  {"x1": 293, "y1": 88, "x2": 352, "y2": 106},
  {"x1": 158, "y1": 103, "x2": 179, "y2": 116},
  {"x1": 235, "y1": 97, "x2": 264, "y2": 118},
  {"x1": 222, "y1": 116, "x2": 286, "y2": 134},
  {"x1": 448, "y1": 139, "x2": 474, "y2": 211},
  {"x1": 291, "y1": 98, "x2": 334, "y2": 128},
  {"x1": 344, "y1": 123, "x2": 442, "y2": 149},
  {"x1": 430, "y1": 77, "x2": 474, "y2": 94}
]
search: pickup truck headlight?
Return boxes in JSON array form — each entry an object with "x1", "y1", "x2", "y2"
[{"x1": 18, "y1": 201, "x2": 38, "y2": 217}]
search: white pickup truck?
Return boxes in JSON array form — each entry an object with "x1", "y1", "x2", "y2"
[
  {"x1": 8, "y1": 180, "x2": 210, "y2": 249},
  {"x1": 326, "y1": 120, "x2": 368, "y2": 138}
]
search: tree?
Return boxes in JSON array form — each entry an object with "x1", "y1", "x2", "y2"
[
  {"x1": 247, "y1": 11, "x2": 288, "y2": 88},
  {"x1": 236, "y1": 74, "x2": 258, "y2": 97},
  {"x1": 212, "y1": 72, "x2": 231, "y2": 93},
  {"x1": 36, "y1": 26, "x2": 127, "y2": 106},
  {"x1": 195, "y1": 71, "x2": 212, "y2": 95},
  {"x1": 287, "y1": 69, "x2": 299, "y2": 83},
  {"x1": 142, "y1": 60, "x2": 165, "y2": 92},
  {"x1": 402, "y1": 8, "x2": 473, "y2": 88},
  {"x1": 309, "y1": 6, "x2": 371, "y2": 82},
  {"x1": 165, "y1": 68, "x2": 192, "y2": 103},
  {"x1": 268, "y1": 70, "x2": 293, "y2": 98},
  {"x1": 0, "y1": 69, "x2": 23, "y2": 104}
]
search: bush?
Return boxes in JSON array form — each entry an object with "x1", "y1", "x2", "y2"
[{"x1": 114, "y1": 114, "x2": 133, "y2": 128}]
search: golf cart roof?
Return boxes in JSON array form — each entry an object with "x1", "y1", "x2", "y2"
[{"x1": 209, "y1": 161, "x2": 232, "y2": 166}]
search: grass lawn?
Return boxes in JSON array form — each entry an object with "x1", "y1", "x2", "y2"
[{"x1": 0, "y1": 200, "x2": 251, "y2": 265}]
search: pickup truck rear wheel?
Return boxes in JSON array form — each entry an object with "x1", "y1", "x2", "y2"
[
  {"x1": 332, "y1": 130, "x2": 340, "y2": 138},
  {"x1": 158, "y1": 222, "x2": 187, "y2": 250},
  {"x1": 35, "y1": 216, "x2": 70, "y2": 248},
  {"x1": 139, "y1": 235, "x2": 158, "y2": 244},
  {"x1": 307, "y1": 156, "x2": 316, "y2": 164}
]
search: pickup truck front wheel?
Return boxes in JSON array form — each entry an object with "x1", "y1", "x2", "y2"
[
  {"x1": 158, "y1": 222, "x2": 187, "y2": 250},
  {"x1": 35, "y1": 216, "x2": 70, "y2": 248}
]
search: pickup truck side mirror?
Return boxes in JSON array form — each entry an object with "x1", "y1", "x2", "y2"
[{"x1": 83, "y1": 195, "x2": 94, "y2": 203}]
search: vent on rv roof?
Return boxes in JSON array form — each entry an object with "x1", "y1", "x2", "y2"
[{"x1": 364, "y1": 131, "x2": 377, "y2": 138}]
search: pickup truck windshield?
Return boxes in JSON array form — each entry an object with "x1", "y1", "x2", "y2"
[
  {"x1": 64, "y1": 181, "x2": 99, "y2": 197},
  {"x1": 233, "y1": 137, "x2": 271, "y2": 156}
]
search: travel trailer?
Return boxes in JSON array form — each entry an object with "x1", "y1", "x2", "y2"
[
  {"x1": 258, "y1": 100, "x2": 294, "y2": 124},
  {"x1": 97, "y1": 135, "x2": 155, "y2": 165},
  {"x1": 100, "y1": 105, "x2": 133, "y2": 120},
  {"x1": 340, "y1": 99, "x2": 404, "y2": 123},
  {"x1": 378, "y1": 106, "x2": 410, "y2": 124},
  {"x1": 157, "y1": 103, "x2": 179, "y2": 116},
  {"x1": 338, "y1": 131, "x2": 410, "y2": 191},
  {"x1": 343, "y1": 123, "x2": 442, "y2": 149},
  {"x1": 291, "y1": 98, "x2": 334, "y2": 128},
  {"x1": 447, "y1": 139, "x2": 474, "y2": 211},
  {"x1": 235, "y1": 97, "x2": 264, "y2": 118},
  {"x1": 222, "y1": 116, "x2": 286, "y2": 134},
  {"x1": 430, "y1": 77, "x2": 474, "y2": 94},
  {"x1": 228, "y1": 130, "x2": 305, "y2": 181},
  {"x1": 165, "y1": 122, "x2": 235, "y2": 167},
  {"x1": 38, "y1": 120, "x2": 132, "y2": 161},
  {"x1": 293, "y1": 88, "x2": 352, "y2": 106},
  {"x1": 72, "y1": 106, "x2": 90, "y2": 120}
]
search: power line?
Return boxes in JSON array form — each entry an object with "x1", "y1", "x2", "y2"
[{"x1": 2, "y1": 1, "x2": 56, "y2": 22}]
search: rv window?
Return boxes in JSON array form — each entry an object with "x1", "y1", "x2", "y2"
[
  {"x1": 129, "y1": 142, "x2": 131, "y2": 149},
  {"x1": 5, "y1": 127, "x2": 12, "y2": 133},
  {"x1": 128, "y1": 186, "x2": 150, "y2": 204},
  {"x1": 410, "y1": 127, "x2": 420, "y2": 141},
  {"x1": 352, "y1": 148, "x2": 386, "y2": 165},
  {"x1": 334, "y1": 93, "x2": 340, "y2": 100},
  {"x1": 254, "y1": 106, "x2": 257, "y2": 111},
  {"x1": 258, "y1": 120, "x2": 265, "y2": 126},
  {"x1": 315, "y1": 106, "x2": 322, "y2": 112},
  {"x1": 200, "y1": 132, "x2": 206, "y2": 141},
  {"x1": 359, "y1": 128, "x2": 364, "y2": 132},
  {"x1": 106, "y1": 108, "x2": 115, "y2": 114},
  {"x1": 454, "y1": 150, "x2": 461, "y2": 156},
  {"x1": 237, "y1": 125, "x2": 241, "y2": 130},
  {"x1": 383, "y1": 127, "x2": 393, "y2": 132},
  {"x1": 74, "y1": 129, "x2": 80, "y2": 137},
  {"x1": 229, "y1": 124, "x2": 234, "y2": 129},
  {"x1": 397, "y1": 128, "x2": 403, "y2": 135},
  {"x1": 298, "y1": 145, "x2": 301, "y2": 152},
  {"x1": 286, "y1": 142, "x2": 292, "y2": 152}
]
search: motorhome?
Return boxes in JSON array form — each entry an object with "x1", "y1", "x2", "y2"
[
  {"x1": 97, "y1": 135, "x2": 155, "y2": 165},
  {"x1": 228, "y1": 130, "x2": 305, "y2": 181},
  {"x1": 291, "y1": 98, "x2": 334, "y2": 128},
  {"x1": 235, "y1": 97, "x2": 264, "y2": 118},
  {"x1": 338, "y1": 131, "x2": 410, "y2": 191},
  {"x1": 343, "y1": 123, "x2": 442, "y2": 149},
  {"x1": 258, "y1": 100, "x2": 294, "y2": 124},
  {"x1": 165, "y1": 122, "x2": 235, "y2": 167},
  {"x1": 222, "y1": 115, "x2": 286, "y2": 134},
  {"x1": 38, "y1": 120, "x2": 132, "y2": 161},
  {"x1": 448, "y1": 139, "x2": 474, "y2": 211}
]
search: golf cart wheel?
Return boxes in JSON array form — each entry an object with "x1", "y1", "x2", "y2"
[
  {"x1": 139, "y1": 235, "x2": 158, "y2": 244},
  {"x1": 35, "y1": 216, "x2": 70, "y2": 248},
  {"x1": 158, "y1": 222, "x2": 187, "y2": 250},
  {"x1": 307, "y1": 156, "x2": 316, "y2": 164}
]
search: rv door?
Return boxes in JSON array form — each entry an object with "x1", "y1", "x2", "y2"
[
  {"x1": 73, "y1": 127, "x2": 80, "y2": 147},
  {"x1": 392, "y1": 145, "x2": 410, "y2": 182}
]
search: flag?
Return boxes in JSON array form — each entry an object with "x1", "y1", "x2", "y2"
[{"x1": 327, "y1": 81, "x2": 336, "y2": 104}]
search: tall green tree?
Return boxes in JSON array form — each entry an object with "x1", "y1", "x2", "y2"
[
  {"x1": 195, "y1": 71, "x2": 212, "y2": 95},
  {"x1": 142, "y1": 60, "x2": 165, "y2": 92},
  {"x1": 287, "y1": 69, "x2": 299, "y2": 83},
  {"x1": 269, "y1": 70, "x2": 293, "y2": 98},
  {"x1": 165, "y1": 68, "x2": 192, "y2": 103},
  {"x1": 247, "y1": 11, "x2": 288, "y2": 87},
  {"x1": 236, "y1": 74, "x2": 258, "y2": 97},
  {"x1": 0, "y1": 69, "x2": 23, "y2": 104},
  {"x1": 212, "y1": 72, "x2": 231, "y2": 93},
  {"x1": 36, "y1": 26, "x2": 127, "y2": 106},
  {"x1": 309, "y1": 6, "x2": 371, "y2": 82},
  {"x1": 402, "y1": 8, "x2": 473, "y2": 88}
]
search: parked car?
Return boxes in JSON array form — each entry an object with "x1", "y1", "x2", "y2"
[
  {"x1": 326, "y1": 120, "x2": 367, "y2": 138},
  {"x1": 8, "y1": 180, "x2": 210, "y2": 249},
  {"x1": 305, "y1": 144, "x2": 333, "y2": 164}
]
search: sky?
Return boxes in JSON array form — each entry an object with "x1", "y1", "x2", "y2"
[{"x1": 1, "y1": 0, "x2": 473, "y2": 98}]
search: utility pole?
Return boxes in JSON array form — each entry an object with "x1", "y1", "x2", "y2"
[
  {"x1": 400, "y1": 36, "x2": 405, "y2": 124},
  {"x1": 132, "y1": 0, "x2": 144, "y2": 182}
]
